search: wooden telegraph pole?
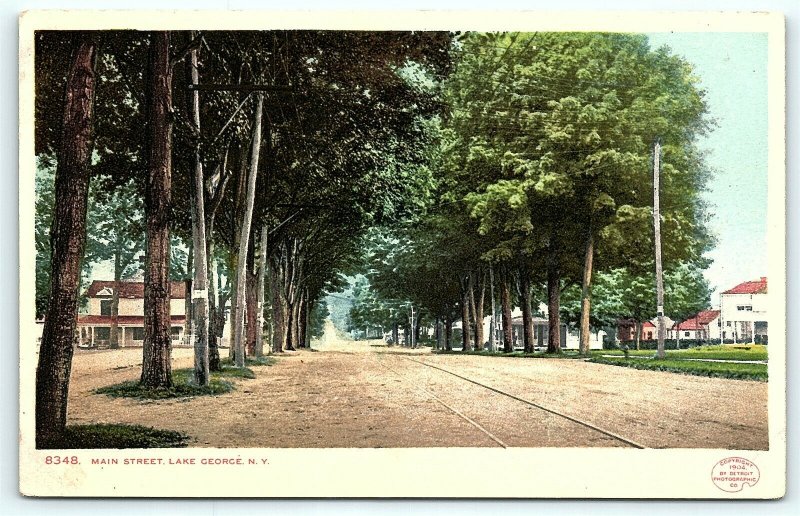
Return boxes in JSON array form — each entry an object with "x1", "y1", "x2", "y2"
[{"x1": 653, "y1": 140, "x2": 666, "y2": 359}]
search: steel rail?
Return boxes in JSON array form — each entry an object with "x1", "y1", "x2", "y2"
[
  {"x1": 400, "y1": 356, "x2": 647, "y2": 449},
  {"x1": 375, "y1": 357, "x2": 508, "y2": 448}
]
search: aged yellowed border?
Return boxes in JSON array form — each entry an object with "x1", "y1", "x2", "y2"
[{"x1": 18, "y1": 10, "x2": 786, "y2": 498}]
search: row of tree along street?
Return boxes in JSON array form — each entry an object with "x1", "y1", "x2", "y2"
[
  {"x1": 35, "y1": 30, "x2": 712, "y2": 448},
  {"x1": 347, "y1": 32, "x2": 712, "y2": 356}
]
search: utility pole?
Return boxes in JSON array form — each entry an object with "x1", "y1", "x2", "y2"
[{"x1": 653, "y1": 140, "x2": 666, "y2": 359}]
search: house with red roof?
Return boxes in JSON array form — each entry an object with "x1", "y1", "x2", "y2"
[
  {"x1": 669, "y1": 310, "x2": 720, "y2": 341},
  {"x1": 719, "y1": 277, "x2": 768, "y2": 343},
  {"x1": 77, "y1": 280, "x2": 187, "y2": 348}
]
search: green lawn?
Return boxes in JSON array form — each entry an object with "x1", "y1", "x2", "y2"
[
  {"x1": 593, "y1": 345, "x2": 767, "y2": 362},
  {"x1": 589, "y1": 356, "x2": 767, "y2": 381},
  {"x1": 40, "y1": 424, "x2": 189, "y2": 449},
  {"x1": 96, "y1": 365, "x2": 256, "y2": 400}
]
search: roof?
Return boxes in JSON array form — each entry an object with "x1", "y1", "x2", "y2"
[
  {"x1": 85, "y1": 280, "x2": 186, "y2": 299},
  {"x1": 77, "y1": 314, "x2": 186, "y2": 326},
  {"x1": 722, "y1": 277, "x2": 767, "y2": 295},
  {"x1": 675, "y1": 310, "x2": 720, "y2": 331}
]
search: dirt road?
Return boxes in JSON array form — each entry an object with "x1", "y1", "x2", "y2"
[{"x1": 66, "y1": 324, "x2": 768, "y2": 449}]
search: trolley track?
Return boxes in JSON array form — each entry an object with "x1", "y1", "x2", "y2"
[{"x1": 380, "y1": 353, "x2": 645, "y2": 449}]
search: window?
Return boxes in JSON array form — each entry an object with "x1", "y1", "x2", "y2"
[
  {"x1": 100, "y1": 299, "x2": 112, "y2": 316},
  {"x1": 171, "y1": 327, "x2": 181, "y2": 340},
  {"x1": 737, "y1": 305, "x2": 753, "y2": 311},
  {"x1": 727, "y1": 321, "x2": 732, "y2": 327},
  {"x1": 132, "y1": 327, "x2": 145, "y2": 340},
  {"x1": 95, "y1": 327, "x2": 110, "y2": 340},
  {"x1": 684, "y1": 331, "x2": 690, "y2": 337}
]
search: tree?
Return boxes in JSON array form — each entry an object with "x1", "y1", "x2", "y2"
[
  {"x1": 36, "y1": 32, "x2": 99, "y2": 447},
  {"x1": 445, "y1": 33, "x2": 712, "y2": 354},
  {"x1": 141, "y1": 31, "x2": 175, "y2": 389}
]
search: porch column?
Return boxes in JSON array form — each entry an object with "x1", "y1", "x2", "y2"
[
  {"x1": 90, "y1": 326, "x2": 95, "y2": 347},
  {"x1": 121, "y1": 327, "x2": 126, "y2": 348},
  {"x1": 751, "y1": 322, "x2": 755, "y2": 344}
]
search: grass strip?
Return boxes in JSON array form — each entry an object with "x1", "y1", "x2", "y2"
[
  {"x1": 96, "y1": 365, "x2": 256, "y2": 399},
  {"x1": 39, "y1": 423, "x2": 189, "y2": 449},
  {"x1": 589, "y1": 356, "x2": 767, "y2": 381},
  {"x1": 593, "y1": 345, "x2": 767, "y2": 362}
]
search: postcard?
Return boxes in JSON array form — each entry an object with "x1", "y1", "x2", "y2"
[{"x1": 18, "y1": 10, "x2": 786, "y2": 498}]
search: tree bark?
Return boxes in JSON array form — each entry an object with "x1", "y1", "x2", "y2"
[
  {"x1": 297, "y1": 290, "x2": 308, "y2": 348},
  {"x1": 188, "y1": 33, "x2": 210, "y2": 386},
  {"x1": 461, "y1": 280, "x2": 472, "y2": 352},
  {"x1": 245, "y1": 247, "x2": 258, "y2": 357},
  {"x1": 109, "y1": 241, "x2": 122, "y2": 349},
  {"x1": 254, "y1": 224, "x2": 268, "y2": 357},
  {"x1": 36, "y1": 32, "x2": 98, "y2": 447},
  {"x1": 546, "y1": 249, "x2": 561, "y2": 354},
  {"x1": 207, "y1": 243, "x2": 220, "y2": 371},
  {"x1": 391, "y1": 322, "x2": 398, "y2": 347},
  {"x1": 635, "y1": 320, "x2": 642, "y2": 351},
  {"x1": 500, "y1": 270, "x2": 513, "y2": 353},
  {"x1": 232, "y1": 94, "x2": 264, "y2": 368},
  {"x1": 475, "y1": 270, "x2": 486, "y2": 351},
  {"x1": 444, "y1": 312, "x2": 453, "y2": 351},
  {"x1": 489, "y1": 265, "x2": 497, "y2": 351},
  {"x1": 521, "y1": 271, "x2": 535, "y2": 353},
  {"x1": 578, "y1": 232, "x2": 595, "y2": 356},
  {"x1": 141, "y1": 31, "x2": 175, "y2": 389},
  {"x1": 270, "y1": 262, "x2": 285, "y2": 353}
]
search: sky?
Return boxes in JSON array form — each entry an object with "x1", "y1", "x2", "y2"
[{"x1": 646, "y1": 32, "x2": 769, "y2": 305}]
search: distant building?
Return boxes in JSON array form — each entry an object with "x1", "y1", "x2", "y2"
[
  {"x1": 719, "y1": 277, "x2": 768, "y2": 343},
  {"x1": 617, "y1": 317, "x2": 675, "y2": 343},
  {"x1": 670, "y1": 310, "x2": 720, "y2": 341},
  {"x1": 76, "y1": 280, "x2": 187, "y2": 348}
]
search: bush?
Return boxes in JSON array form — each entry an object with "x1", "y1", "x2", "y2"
[{"x1": 39, "y1": 424, "x2": 189, "y2": 449}]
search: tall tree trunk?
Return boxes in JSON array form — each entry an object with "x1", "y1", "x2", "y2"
[
  {"x1": 475, "y1": 271, "x2": 486, "y2": 351},
  {"x1": 461, "y1": 277, "x2": 472, "y2": 352},
  {"x1": 245, "y1": 248, "x2": 258, "y2": 357},
  {"x1": 521, "y1": 271, "x2": 534, "y2": 353},
  {"x1": 489, "y1": 265, "x2": 497, "y2": 351},
  {"x1": 110, "y1": 242, "x2": 122, "y2": 349},
  {"x1": 270, "y1": 263, "x2": 285, "y2": 353},
  {"x1": 285, "y1": 302, "x2": 296, "y2": 350},
  {"x1": 141, "y1": 31, "x2": 174, "y2": 389},
  {"x1": 434, "y1": 317, "x2": 441, "y2": 350},
  {"x1": 297, "y1": 290, "x2": 308, "y2": 349},
  {"x1": 546, "y1": 249, "x2": 561, "y2": 354},
  {"x1": 232, "y1": 95, "x2": 264, "y2": 368},
  {"x1": 254, "y1": 224, "x2": 268, "y2": 357},
  {"x1": 500, "y1": 270, "x2": 513, "y2": 353},
  {"x1": 392, "y1": 322, "x2": 398, "y2": 347},
  {"x1": 413, "y1": 313, "x2": 421, "y2": 348},
  {"x1": 635, "y1": 321, "x2": 642, "y2": 351},
  {"x1": 227, "y1": 250, "x2": 237, "y2": 360},
  {"x1": 184, "y1": 235, "x2": 193, "y2": 344},
  {"x1": 578, "y1": 232, "x2": 594, "y2": 356},
  {"x1": 444, "y1": 312, "x2": 453, "y2": 351},
  {"x1": 302, "y1": 295, "x2": 311, "y2": 348},
  {"x1": 188, "y1": 33, "x2": 210, "y2": 385},
  {"x1": 36, "y1": 33, "x2": 98, "y2": 447},
  {"x1": 207, "y1": 243, "x2": 220, "y2": 371}
]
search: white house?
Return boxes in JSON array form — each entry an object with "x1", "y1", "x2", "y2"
[
  {"x1": 719, "y1": 277, "x2": 768, "y2": 343},
  {"x1": 76, "y1": 280, "x2": 187, "y2": 348},
  {"x1": 669, "y1": 310, "x2": 720, "y2": 341}
]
